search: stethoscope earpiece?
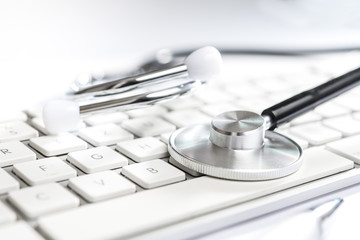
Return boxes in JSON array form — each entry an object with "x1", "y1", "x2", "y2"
[{"x1": 43, "y1": 46, "x2": 222, "y2": 135}]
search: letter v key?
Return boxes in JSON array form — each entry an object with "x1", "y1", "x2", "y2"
[{"x1": 93, "y1": 179, "x2": 105, "y2": 186}]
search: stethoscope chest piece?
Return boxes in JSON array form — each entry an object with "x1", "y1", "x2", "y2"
[{"x1": 168, "y1": 111, "x2": 303, "y2": 181}]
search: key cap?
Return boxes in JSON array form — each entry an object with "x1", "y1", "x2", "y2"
[
  {"x1": 237, "y1": 98, "x2": 272, "y2": 114},
  {"x1": 163, "y1": 109, "x2": 212, "y2": 128},
  {"x1": 29, "y1": 133, "x2": 87, "y2": 156},
  {"x1": 195, "y1": 88, "x2": 234, "y2": 104},
  {"x1": 78, "y1": 123, "x2": 134, "y2": 147},
  {"x1": 162, "y1": 97, "x2": 203, "y2": 110},
  {"x1": 0, "y1": 221, "x2": 45, "y2": 240},
  {"x1": 0, "y1": 168, "x2": 19, "y2": 194},
  {"x1": 159, "y1": 132, "x2": 172, "y2": 144},
  {"x1": 68, "y1": 170, "x2": 136, "y2": 202},
  {"x1": 122, "y1": 117, "x2": 176, "y2": 137},
  {"x1": 8, "y1": 183, "x2": 79, "y2": 219},
  {"x1": 83, "y1": 111, "x2": 129, "y2": 126},
  {"x1": 31, "y1": 117, "x2": 86, "y2": 135},
  {"x1": 225, "y1": 84, "x2": 264, "y2": 98},
  {"x1": 274, "y1": 130, "x2": 309, "y2": 149},
  {"x1": 200, "y1": 103, "x2": 239, "y2": 117},
  {"x1": 334, "y1": 93, "x2": 360, "y2": 111},
  {"x1": 323, "y1": 115, "x2": 360, "y2": 136},
  {"x1": 290, "y1": 123, "x2": 342, "y2": 145},
  {"x1": 256, "y1": 76, "x2": 295, "y2": 93},
  {"x1": 0, "y1": 141, "x2": 36, "y2": 167},
  {"x1": 122, "y1": 159, "x2": 185, "y2": 189},
  {"x1": 67, "y1": 146, "x2": 128, "y2": 173},
  {"x1": 0, "y1": 111, "x2": 27, "y2": 123},
  {"x1": 30, "y1": 117, "x2": 50, "y2": 134},
  {"x1": 125, "y1": 105, "x2": 167, "y2": 118},
  {"x1": 0, "y1": 201, "x2": 17, "y2": 224},
  {"x1": 38, "y1": 147, "x2": 354, "y2": 240},
  {"x1": 326, "y1": 135, "x2": 360, "y2": 164},
  {"x1": 314, "y1": 102, "x2": 350, "y2": 118},
  {"x1": 25, "y1": 107, "x2": 43, "y2": 118},
  {"x1": 0, "y1": 121, "x2": 38, "y2": 142},
  {"x1": 169, "y1": 157, "x2": 203, "y2": 177},
  {"x1": 116, "y1": 137, "x2": 169, "y2": 162},
  {"x1": 351, "y1": 112, "x2": 360, "y2": 122},
  {"x1": 13, "y1": 157, "x2": 77, "y2": 185},
  {"x1": 290, "y1": 112, "x2": 322, "y2": 126}
]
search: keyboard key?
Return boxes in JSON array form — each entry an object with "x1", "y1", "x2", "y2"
[
  {"x1": 29, "y1": 133, "x2": 87, "y2": 156},
  {"x1": 290, "y1": 123, "x2": 342, "y2": 145},
  {"x1": 0, "y1": 141, "x2": 36, "y2": 167},
  {"x1": 125, "y1": 105, "x2": 167, "y2": 118},
  {"x1": 162, "y1": 97, "x2": 203, "y2": 110},
  {"x1": 8, "y1": 183, "x2": 79, "y2": 219},
  {"x1": 159, "y1": 132, "x2": 172, "y2": 144},
  {"x1": 83, "y1": 111, "x2": 129, "y2": 126},
  {"x1": 0, "y1": 121, "x2": 38, "y2": 142},
  {"x1": 225, "y1": 84, "x2": 264, "y2": 98},
  {"x1": 169, "y1": 157, "x2": 203, "y2": 177},
  {"x1": 195, "y1": 88, "x2": 234, "y2": 104},
  {"x1": 78, "y1": 123, "x2": 134, "y2": 146},
  {"x1": 68, "y1": 170, "x2": 136, "y2": 202},
  {"x1": 334, "y1": 93, "x2": 360, "y2": 111},
  {"x1": 116, "y1": 137, "x2": 169, "y2": 162},
  {"x1": 0, "y1": 168, "x2": 19, "y2": 194},
  {"x1": 0, "y1": 221, "x2": 45, "y2": 240},
  {"x1": 13, "y1": 157, "x2": 77, "y2": 185},
  {"x1": 200, "y1": 102, "x2": 239, "y2": 117},
  {"x1": 323, "y1": 115, "x2": 360, "y2": 136},
  {"x1": 289, "y1": 112, "x2": 322, "y2": 126},
  {"x1": 0, "y1": 201, "x2": 17, "y2": 224},
  {"x1": 122, "y1": 159, "x2": 185, "y2": 189},
  {"x1": 163, "y1": 109, "x2": 212, "y2": 127},
  {"x1": 121, "y1": 117, "x2": 176, "y2": 137},
  {"x1": 25, "y1": 107, "x2": 43, "y2": 118},
  {"x1": 351, "y1": 112, "x2": 360, "y2": 122},
  {"x1": 314, "y1": 102, "x2": 350, "y2": 118},
  {"x1": 256, "y1": 76, "x2": 295, "y2": 93},
  {"x1": 30, "y1": 117, "x2": 50, "y2": 134},
  {"x1": 274, "y1": 130, "x2": 309, "y2": 149},
  {"x1": 31, "y1": 117, "x2": 86, "y2": 135},
  {"x1": 237, "y1": 98, "x2": 272, "y2": 114},
  {"x1": 326, "y1": 135, "x2": 360, "y2": 164},
  {"x1": 38, "y1": 147, "x2": 354, "y2": 240},
  {"x1": 0, "y1": 111, "x2": 27, "y2": 123},
  {"x1": 67, "y1": 146, "x2": 128, "y2": 173}
]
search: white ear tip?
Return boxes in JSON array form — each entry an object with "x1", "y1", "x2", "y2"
[
  {"x1": 43, "y1": 100, "x2": 80, "y2": 135},
  {"x1": 185, "y1": 46, "x2": 223, "y2": 82}
]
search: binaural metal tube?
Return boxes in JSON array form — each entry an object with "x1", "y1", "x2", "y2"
[
  {"x1": 74, "y1": 65, "x2": 187, "y2": 94},
  {"x1": 78, "y1": 77, "x2": 201, "y2": 113}
]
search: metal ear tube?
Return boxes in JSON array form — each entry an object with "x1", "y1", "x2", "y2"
[{"x1": 43, "y1": 46, "x2": 222, "y2": 134}]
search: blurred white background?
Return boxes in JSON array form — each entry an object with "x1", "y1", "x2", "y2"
[{"x1": 1, "y1": 0, "x2": 360, "y2": 112}]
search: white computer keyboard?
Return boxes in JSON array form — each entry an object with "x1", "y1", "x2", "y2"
[{"x1": 2, "y1": 53, "x2": 360, "y2": 240}]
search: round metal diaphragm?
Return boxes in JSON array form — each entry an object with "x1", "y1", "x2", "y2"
[{"x1": 168, "y1": 124, "x2": 302, "y2": 181}]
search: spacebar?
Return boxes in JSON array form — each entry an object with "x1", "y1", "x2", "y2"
[{"x1": 38, "y1": 147, "x2": 353, "y2": 240}]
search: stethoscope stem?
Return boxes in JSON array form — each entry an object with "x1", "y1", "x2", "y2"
[
  {"x1": 169, "y1": 62, "x2": 360, "y2": 181},
  {"x1": 262, "y1": 66, "x2": 360, "y2": 130},
  {"x1": 71, "y1": 65, "x2": 193, "y2": 114},
  {"x1": 77, "y1": 76, "x2": 200, "y2": 113},
  {"x1": 74, "y1": 65, "x2": 187, "y2": 94}
]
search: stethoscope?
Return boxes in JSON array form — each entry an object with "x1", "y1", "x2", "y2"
[{"x1": 43, "y1": 46, "x2": 360, "y2": 181}]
